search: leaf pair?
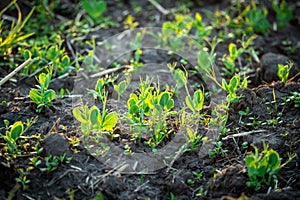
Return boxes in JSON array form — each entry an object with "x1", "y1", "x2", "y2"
[
  {"x1": 222, "y1": 74, "x2": 248, "y2": 103},
  {"x1": 245, "y1": 144, "x2": 282, "y2": 191},
  {"x1": 3, "y1": 120, "x2": 24, "y2": 152},
  {"x1": 277, "y1": 62, "x2": 293, "y2": 83},
  {"x1": 73, "y1": 105, "x2": 118, "y2": 136},
  {"x1": 185, "y1": 89, "x2": 204, "y2": 113},
  {"x1": 29, "y1": 71, "x2": 55, "y2": 113},
  {"x1": 158, "y1": 91, "x2": 174, "y2": 112}
]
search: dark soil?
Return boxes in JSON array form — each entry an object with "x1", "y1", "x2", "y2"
[{"x1": 0, "y1": 0, "x2": 300, "y2": 200}]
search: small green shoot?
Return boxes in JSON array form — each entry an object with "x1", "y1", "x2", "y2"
[
  {"x1": 221, "y1": 74, "x2": 248, "y2": 103},
  {"x1": 232, "y1": 1, "x2": 270, "y2": 34},
  {"x1": 114, "y1": 78, "x2": 130, "y2": 101},
  {"x1": 245, "y1": 143, "x2": 296, "y2": 191},
  {"x1": 221, "y1": 35, "x2": 257, "y2": 76},
  {"x1": 272, "y1": 0, "x2": 292, "y2": 29},
  {"x1": 277, "y1": 61, "x2": 293, "y2": 83},
  {"x1": 208, "y1": 141, "x2": 228, "y2": 157},
  {"x1": 29, "y1": 69, "x2": 55, "y2": 113},
  {"x1": 185, "y1": 89, "x2": 204, "y2": 113},
  {"x1": 124, "y1": 15, "x2": 139, "y2": 30},
  {"x1": 73, "y1": 104, "x2": 118, "y2": 137},
  {"x1": 2, "y1": 120, "x2": 24, "y2": 153},
  {"x1": 186, "y1": 127, "x2": 201, "y2": 150},
  {"x1": 89, "y1": 77, "x2": 113, "y2": 102},
  {"x1": 40, "y1": 154, "x2": 71, "y2": 172},
  {"x1": 16, "y1": 167, "x2": 33, "y2": 190},
  {"x1": 125, "y1": 76, "x2": 176, "y2": 147},
  {"x1": 82, "y1": 0, "x2": 107, "y2": 24},
  {"x1": 288, "y1": 92, "x2": 300, "y2": 107}
]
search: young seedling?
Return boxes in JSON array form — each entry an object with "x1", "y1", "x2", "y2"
[
  {"x1": 288, "y1": 92, "x2": 300, "y2": 107},
  {"x1": 73, "y1": 103, "x2": 118, "y2": 137},
  {"x1": 89, "y1": 77, "x2": 112, "y2": 102},
  {"x1": 2, "y1": 120, "x2": 24, "y2": 153},
  {"x1": 167, "y1": 63, "x2": 191, "y2": 97},
  {"x1": 29, "y1": 69, "x2": 55, "y2": 113},
  {"x1": 238, "y1": 107, "x2": 251, "y2": 117},
  {"x1": 277, "y1": 61, "x2": 293, "y2": 83},
  {"x1": 127, "y1": 77, "x2": 153, "y2": 129},
  {"x1": 186, "y1": 127, "x2": 202, "y2": 151},
  {"x1": 231, "y1": 1, "x2": 270, "y2": 34},
  {"x1": 221, "y1": 35, "x2": 257, "y2": 76},
  {"x1": 114, "y1": 77, "x2": 130, "y2": 101},
  {"x1": 124, "y1": 15, "x2": 139, "y2": 30},
  {"x1": 245, "y1": 143, "x2": 296, "y2": 191},
  {"x1": 82, "y1": 0, "x2": 107, "y2": 24},
  {"x1": 194, "y1": 12, "x2": 212, "y2": 41},
  {"x1": 221, "y1": 74, "x2": 248, "y2": 104},
  {"x1": 272, "y1": 0, "x2": 292, "y2": 29},
  {"x1": 130, "y1": 49, "x2": 144, "y2": 70},
  {"x1": 40, "y1": 154, "x2": 71, "y2": 172},
  {"x1": 16, "y1": 167, "x2": 33, "y2": 190},
  {"x1": 208, "y1": 141, "x2": 228, "y2": 157},
  {"x1": 246, "y1": 116, "x2": 262, "y2": 128},
  {"x1": 125, "y1": 76, "x2": 176, "y2": 147}
]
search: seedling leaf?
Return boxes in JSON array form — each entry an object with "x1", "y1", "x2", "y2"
[{"x1": 10, "y1": 121, "x2": 24, "y2": 141}]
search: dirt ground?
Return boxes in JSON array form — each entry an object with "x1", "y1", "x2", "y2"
[{"x1": 0, "y1": 0, "x2": 299, "y2": 199}]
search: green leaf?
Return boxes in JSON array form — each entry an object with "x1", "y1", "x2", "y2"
[
  {"x1": 118, "y1": 81, "x2": 127, "y2": 93},
  {"x1": 10, "y1": 121, "x2": 24, "y2": 141},
  {"x1": 229, "y1": 43, "x2": 237, "y2": 58},
  {"x1": 193, "y1": 90, "x2": 204, "y2": 111},
  {"x1": 245, "y1": 156, "x2": 255, "y2": 166},
  {"x1": 241, "y1": 76, "x2": 248, "y2": 88},
  {"x1": 4, "y1": 136, "x2": 16, "y2": 150},
  {"x1": 268, "y1": 151, "x2": 281, "y2": 170},
  {"x1": 186, "y1": 127, "x2": 195, "y2": 141},
  {"x1": 46, "y1": 46, "x2": 57, "y2": 60},
  {"x1": 185, "y1": 96, "x2": 195, "y2": 112},
  {"x1": 174, "y1": 69, "x2": 187, "y2": 89},
  {"x1": 166, "y1": 99, "x2": 174, "y2": 111},
  {"x1": 144, "y1": 105, "x2": 150, "y2": 115},
  {"x1": 4, "y1": 120, "x2": 9, "y2": 127},
  {"x1": 230, "y1": 97, "x2": 239, "y2": 103},
  {"x1": 89, "y1": 106, "x2": 100, "y2": 124},
  {"x1": 257, "y1": 165, "x2": 267, "y2": 178},
  {"x1": 29, "y1": 89, "x2": 42, "y2": 103},
  {"x1": 24, "y1": 50, "x2": 32, "y2": 60},
  {"x1": 129, "y1": 104, "x2": 139, "y2": 115},
  {"x1": 73, "y1": 108, "x2": 87, "y2": 123},
  {"x1": 44, "y1": 90, "x2": 55, "y2": 102},
  {"x1": 221, "y1": 79, "x2": 229, "y2": 92},
  {"x1": 44, "y1": 74, "x2": 51, "y2": 89},
  {"x1": 128, "y1": 93, "x2": 138, "y2": 108},
  {"x1": 229, "y1": 76, "x2": 238, "y2": 90},
  {"x1": 38, "y1": 73, "x2": 47, "y2": 85},
  {"x1": 198, "y1": 50, "x2": 210, "y2": 69},
  {"x1": 159, "y1": 92, "x2": 169, "y2": 108},
  {"x1": 102, "y1": 112, "x2": 118, "y2": 131},
  {"x1": 83, "y1": 0, "x2": 106, "y2": 19},
  {"x1": 61, "y1": 55, "x2": 70, "y2": 67}
]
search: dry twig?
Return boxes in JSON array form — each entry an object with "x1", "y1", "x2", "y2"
[
  {"x1": 147, "y1": 0, "x2": 170, "y2": 15},
  {"x1": 0, "y1": 58, "x2": 32, "y2": 87},
  {"x1": 222, "y1": 130, "x2": 266, "y2": 140}
]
